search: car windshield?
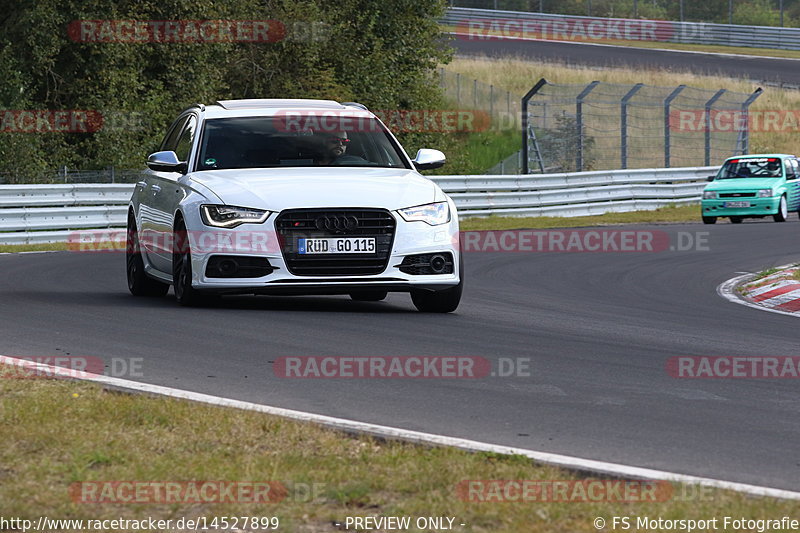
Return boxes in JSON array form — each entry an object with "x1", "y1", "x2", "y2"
[
  {"x1": 196, "y1": 116, "x2": 410, "y2": 171},
  {"x1": 717, "y1": 158, "x2": 783, "y2": 179}
]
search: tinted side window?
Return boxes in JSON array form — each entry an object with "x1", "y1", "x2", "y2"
[
  {"x1": 790, "y1": 159, "x2": 800, "y2": 179},
  {"x1": 160, "y1": 116, "x2": 189, "y2": 152},
  {"x1": 174, "y1": 116, "x2": 198, "y2": 163}
]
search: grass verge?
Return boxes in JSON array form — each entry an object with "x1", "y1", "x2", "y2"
[
  {"x1": 442, "y1": 25, "x2": 800, "y2": 60},
  {"x1": 1, "y1": 368, "x2": 797, "y2": 532},
  {"x1": 460, "y1": 204, "x2": 700, "y2": 230},
  {"x1": 444, "y1": 56, "x2": 800, "y2": 169}
]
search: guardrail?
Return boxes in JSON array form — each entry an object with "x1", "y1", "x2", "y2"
[
  {"x1": 443, "y1": 7, "x2": 800, "y2": 51},
  {"x1": 0, "y1": 167, "x2": 713, "y2": 245}
]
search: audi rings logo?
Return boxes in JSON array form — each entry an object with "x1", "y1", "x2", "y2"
[{"x1": 315, "y1": 215, "x2": 359, "y2": 234}]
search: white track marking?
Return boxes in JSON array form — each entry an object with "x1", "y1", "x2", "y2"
[{"x1": 2, "y1": 354, "x2": 800, "y2": 500}]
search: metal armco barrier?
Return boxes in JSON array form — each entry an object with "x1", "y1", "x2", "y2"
[
  {"x1": 0, "y1": 167, "x2": 714, "y2": 244},
  {"x1": 0, "y1": 184, "x2": 131, "y2": 245},
  {"x1": 443, "y1": 7, "x2": 800, "y2": 51}
]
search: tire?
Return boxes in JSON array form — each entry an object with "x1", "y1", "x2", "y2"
[
  {"x1": 410, "y1": 253, "x2": 463, "y2": 313},
  {"x1": 774, "y1": 195, "x2": 788, "y2": 222},
  {"x1": 172, "y1": 220, "x2": 210, "y2": 306},
  {"x1": 702, "y1": 216, "x2": 717, "y2": 225},
  {"x1": 126, "y1": 213, "x2": 169, "y2": 297},
  {"x1": 350, "y1": 291, "x2": 388, "y2": 302},
  {"x1": 730, "y1": 216, "x2": 743, "y2": 224}
]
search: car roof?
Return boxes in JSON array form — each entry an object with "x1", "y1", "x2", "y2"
[
  {"x1": 198, "y1": 99, "x2": 373, "y2": 119},
  {"x1": 725, "y1": 154, "x2": 795, "y2": 161}
]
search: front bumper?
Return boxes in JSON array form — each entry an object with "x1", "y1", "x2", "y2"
[
  {"x1": 701, "y1": 197, "x2": 780, "y2": 217},
  {"x1": 186, "y1": 209, "x2": 461, "y2": 294}
]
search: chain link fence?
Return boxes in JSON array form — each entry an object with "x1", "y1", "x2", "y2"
[{"x1": 523, "y1": 79, "x2": 761, "y2": 173}]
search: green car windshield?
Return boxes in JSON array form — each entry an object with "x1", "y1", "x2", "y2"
[{"x1": 717, "y1": 157, "x2": 783, "y2": 179}]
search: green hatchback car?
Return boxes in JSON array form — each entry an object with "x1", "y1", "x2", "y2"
[{"x1": 701, "y1": 154, "x2": 800, "y2": 224}]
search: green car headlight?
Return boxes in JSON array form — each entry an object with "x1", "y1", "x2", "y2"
[
  {"x1": 702, "y1": 191, "x2": 718, "y2": 199},
  {"x1": 757, "y1": 189, "x2": 773, "y2": 198}
]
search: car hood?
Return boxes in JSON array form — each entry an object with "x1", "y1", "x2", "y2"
[
  {"x1": 187, "y1": 167, "x2": 438, "y2": 211},
  {"x1": 705, "y1": 177, "x2": 783, "y2": 191}
]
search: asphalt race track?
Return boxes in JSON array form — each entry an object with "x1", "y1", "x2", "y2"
[
  {"x1": 3, "y1": 220, "x2": 800, "y2": 490},
  {"x1": 450, "y1": 35, "x2": 800, "y2": 85}
]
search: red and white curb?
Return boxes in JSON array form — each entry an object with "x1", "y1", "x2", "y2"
[{"x1": 718, "y1": 264, "x2": 800, "y2": 317}]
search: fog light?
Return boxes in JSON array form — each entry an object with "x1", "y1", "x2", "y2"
[{"x1": 430, "y1": 254, "x2": 447, "y2": 273}]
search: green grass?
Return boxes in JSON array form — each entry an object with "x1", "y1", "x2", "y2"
[
  {"x1": 1, "y1": 370, "x2": 797, "y2": 531},
  {"x1": 432, "y1": 128, "x2": 520, "y2": 176},
  {"x1": 460, "y1": 204, "x2": 699, "y2": 230},
  {"x1": 0, "y1": 242, "x2": 70, "y2": 253}
]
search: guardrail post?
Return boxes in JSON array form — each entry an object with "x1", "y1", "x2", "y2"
[
  {"x1": 737, "y1": 87, "x2": 763, "y2": 155},
  {"x1": 663, "y1": 85, "x2": 686, "y2": 168},
  {"x1": 576, "y1": 81, "x2": 599, "y2": 172},
  {"x1": 620, "y1": 83, "x2": 643, "y2": 170},
  {"x1": 521, "y1": 78, "x2": 549, "y2": 175},
  {"x1": 489, "y1": 84, "x2": 494, "y2": 117},
  {"x1": 456, "y1": 73, "x2": 461, "y2": 106},
  {"x1": 473, "y1": 79, "x2": 478, "y2": 109},
  {"x1": 704, "y1": 89, "x2": 727, "y2": 166}
]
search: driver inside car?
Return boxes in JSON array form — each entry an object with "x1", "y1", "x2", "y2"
[{"x1": 315, "y1": 132, "x2": 367, "y2": 165}]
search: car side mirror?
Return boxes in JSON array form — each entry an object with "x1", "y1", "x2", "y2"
[
  {"x1": 147, "y1": 151, "x2": 187, "y2": 173},
  {"x1": 412, "y1": 149, "x2": 446, "y2": 171},
  {"x1": 706, "y1": 175, "x2": 716, "y2": 182}
]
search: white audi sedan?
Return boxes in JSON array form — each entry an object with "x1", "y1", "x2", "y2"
[{"x1": 126, "y1": 99, "x2": 462, "y2": 312}]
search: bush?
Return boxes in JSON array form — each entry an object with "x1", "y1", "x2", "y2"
[{"x1": 0, "y1": 0, "x2": 450, "y2": 182}]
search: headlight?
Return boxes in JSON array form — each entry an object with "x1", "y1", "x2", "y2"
[
  {"x1": 702, "y1": 191, "x2": 718, "y2": 199},
  {"x1": 200, "y1": 205, "x2": 271, "y2": 228},
  {"x1": 398, "y1": 202, "x2": 451, "y2": 226},
  {"x1": 757, "y1": 189, "x2": 773, "y2": 198}
]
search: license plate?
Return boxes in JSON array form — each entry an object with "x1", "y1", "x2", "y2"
[
  {"x1": 298, "y1": 237, "x2": 376, "y2": 254},
  {"x1": 724, "y1": 201, "x2": 750, "y2": 208}
]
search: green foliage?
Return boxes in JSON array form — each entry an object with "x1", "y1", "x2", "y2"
[
  {"x1": 0, "y1": 0, "x2": 450, "y2": 181},
  {"x1": 538, "y1": 113, "x2": 596, "y2": 172}
]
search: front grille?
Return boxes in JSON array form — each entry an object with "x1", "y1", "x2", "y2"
[
  {"x1": 275, "y1": 209, "x2": 396, "y2": 276},
  {"x1": 719, "y1": 193, "x2": 756, "y2": 198}
]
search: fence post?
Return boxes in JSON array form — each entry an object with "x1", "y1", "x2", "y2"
[
  {"x1": 456, "y1": 73, "x2": 461, "y2": 106},
  {"x1": 620, "y1": 83, "x2": 643, "y2": 170},
  {"x1": 576, "y1": 81, "x2": 599, "y2": 172},
  {"x1": 473, "y1": 79, "x2": 478, "y2": 109},
  {"x1": 737, "y1": 87, "x2": 763, "y2": 155},
  {"x1": 521, "y1": 78, "x2": 549, "y2": 175},
  {"x1": 663, "y1": 85, "x2": 686, "y2": 168},
  {"x1": 489, "y1": 84, "x2": 494, "y2": 117},
  {"x1": 704, "y1": 89, "x2": 727, "y2": 166}
]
